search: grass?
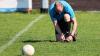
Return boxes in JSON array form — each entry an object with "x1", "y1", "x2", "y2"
[{"x1": 0, "y1": 12, "x2": 100, "y2": 56}]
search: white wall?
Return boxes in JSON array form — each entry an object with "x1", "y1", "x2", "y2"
[
  {"x1": 0, "y1": 0, "x2": 32, "y2": 12},
  {"x1": 17, "y1": 0, "x2": 32, "y2": 8},
  {"x1": 0, "y1": 0, "x2": 17, "y2": 8},
  {"x1": 41, "y1": 0, "x2": 49, "y2": 9}
]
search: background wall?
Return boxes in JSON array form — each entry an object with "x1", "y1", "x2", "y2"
[
  {"x1": 68, "y1": 0, "x2": 100, "y2": 11},
  {"x1": 32, "y1": 0, "x2": 100, "y2": 11},
  {"x1": 0, "y1": 0, "x2": 100, "y2": 12}
]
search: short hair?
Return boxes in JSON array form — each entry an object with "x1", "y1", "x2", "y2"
[{"x1": 54, "y1": 1, "x2": 63, "y2": 8}]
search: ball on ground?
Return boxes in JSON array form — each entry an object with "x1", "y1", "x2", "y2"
[{"x1": 22, "y1": 44, "x2": 35, "y2": 56}]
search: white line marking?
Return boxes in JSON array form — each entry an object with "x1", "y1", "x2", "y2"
[{"x1": 0, "y1": 15, "x2": 45, "y2": 54}]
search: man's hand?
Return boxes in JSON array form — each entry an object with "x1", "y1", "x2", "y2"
[
  {"x1": 66, "y1": 35, "x2": 73, "y2": 42},
  {"x1": 60, "y1": 33, "x2": 65, "y2": 41}
]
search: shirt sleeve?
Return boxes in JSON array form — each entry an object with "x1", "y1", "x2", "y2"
[
  {"x1": 49, "y1": 10, "x2": 57, "y2": 21},
  {"x1": 49, "y1": 3, "x2": 57, "y2": 21},
  {"x1": 61, "y1": 1, "x2": 75, "y2": 19}
]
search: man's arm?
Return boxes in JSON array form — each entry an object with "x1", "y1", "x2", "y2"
[
  {"x1": 49, "y1": 10, "x2": 62, "y2": 34},
  {"x1": 53, "y1": 20, "x2": 62, "y2": 34},
  {"x1": 71, "y1": 17, "x2": 77, "y2": 36},
  {"x1": 53, "y1": 20, "x2": 65, "y2": 40}
]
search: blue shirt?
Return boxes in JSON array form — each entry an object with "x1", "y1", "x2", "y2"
[{"x1": 49, "y1": 1, "x2": 75, "y2": 21}]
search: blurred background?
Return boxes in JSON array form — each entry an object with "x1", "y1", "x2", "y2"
[{"x1": 0, "y1": 0, "x2": 100, "y2": 13}]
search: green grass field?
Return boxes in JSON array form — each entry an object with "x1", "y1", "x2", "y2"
[{"x1": 0, "y1": 12, "x2": 100, "y2": 56}]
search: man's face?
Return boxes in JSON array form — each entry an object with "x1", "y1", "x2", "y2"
[{"x1": 55, "y1": 3, "x2": 63, "y2": 13}]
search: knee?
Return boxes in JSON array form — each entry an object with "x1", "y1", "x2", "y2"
[{"x1": 64, "y1": 14, "x2": 70, "y2": 22}]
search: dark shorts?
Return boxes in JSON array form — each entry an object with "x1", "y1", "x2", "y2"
[{"x1": 55, "y1": 17, "x2": 71, "y2": 37}]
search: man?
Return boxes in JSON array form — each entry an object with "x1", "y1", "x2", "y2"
[{"x1": 49, "y1": 1, "x2": 77, "y2": 42}]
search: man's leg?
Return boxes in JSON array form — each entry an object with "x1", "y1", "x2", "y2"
[
  {"x1": 64, "y1": 14, "x2": 71, "y2": 22},
  {"x1": 64, "y1": 14, "x2": 77, "y2": 42},
  {"x1": 55, "y1": 14, "x2": 71, "y2": 41},
  {"x1": 63, "y1": 14, "x2": 73, "y2": 41}
]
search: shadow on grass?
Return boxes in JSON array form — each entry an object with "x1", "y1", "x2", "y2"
[
  {"x1": 22, "y1": 40, "x2": 57, "y2": 43},
  {"x1": 17, "y1": 55, "x2": 22, "y2": 56}
]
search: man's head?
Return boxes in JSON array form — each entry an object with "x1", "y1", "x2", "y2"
[{"x1": 55, "y1": 2, "x2": 63, "y2": 13}]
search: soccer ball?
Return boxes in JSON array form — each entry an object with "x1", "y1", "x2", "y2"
[{"x1": 22, "y1": 44, "x2": 35, "y2": 56}]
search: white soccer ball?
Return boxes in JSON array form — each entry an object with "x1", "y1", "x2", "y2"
[{"x1": 22, "y1": 44, "x2": 35, "y2": 56}]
